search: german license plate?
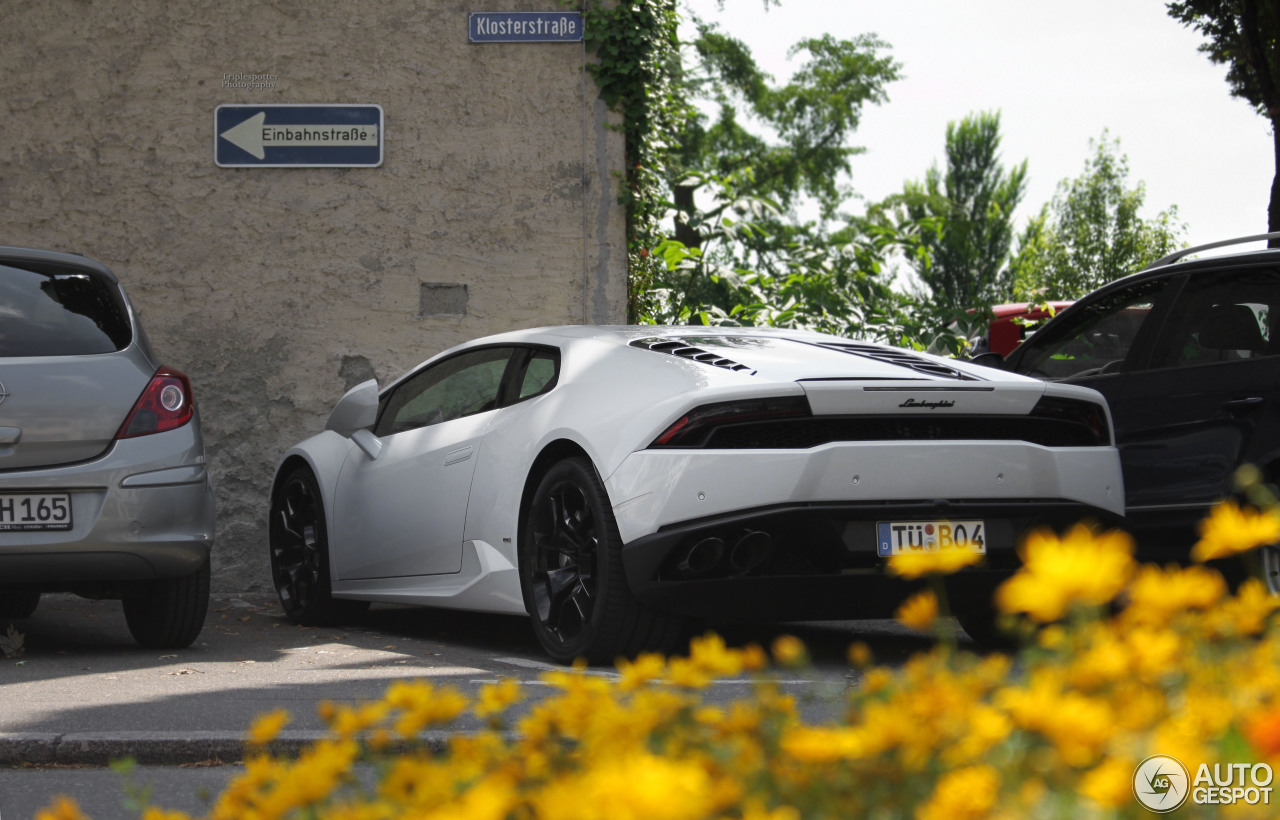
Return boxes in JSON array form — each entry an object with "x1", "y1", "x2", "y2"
[
  {"x1": 876, "y1": 520, "x2": 985, "y2": 557},
  {"x1": 0, "y1": 493, "x2": 72, "y2": 531}
]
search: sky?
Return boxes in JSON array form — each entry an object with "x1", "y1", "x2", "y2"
[{"x1": 680, "y1": 0, "x2": 1275, "y2": 254}]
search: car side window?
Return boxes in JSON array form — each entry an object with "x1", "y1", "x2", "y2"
[
  {"x1": 517, "y1": 349, "x2": 559, "y2": 400},
  {"x1": 1013, "y1": 278, "x2": 1169, "y2": 380},
  {"x1": 374, "y1": 347, "x2": 512, "y2": 437},
  {"x1": 1148, "y1": 269, "x2": 1280, "y2": 370}
]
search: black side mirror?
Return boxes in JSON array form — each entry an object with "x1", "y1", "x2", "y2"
[{"x1": 967, "y1": 351, "x2": 1005, "y2": 369}]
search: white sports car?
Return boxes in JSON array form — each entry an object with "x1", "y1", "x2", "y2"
[{"x1": 269, "y1": 325, "x2": 1123, "y2": 661}]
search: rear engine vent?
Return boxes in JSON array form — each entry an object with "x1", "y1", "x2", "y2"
[
  {"x1": 816, "y1": 342, "x2": 980, "y2": 381},
  {"x1": 629, "y1": 338, "x2": 756, "y2": 375}
]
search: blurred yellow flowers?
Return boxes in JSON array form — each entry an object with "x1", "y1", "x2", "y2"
[
  {"x1": 1192, "y1": 499, "x2": 1280, "y2": 562},
  {"x1": 997, "y1": 524, "x2": 1135, "y2": 622},
  {"x1": 41, "y1": 511, "x2": 1280, "y2": 820}
]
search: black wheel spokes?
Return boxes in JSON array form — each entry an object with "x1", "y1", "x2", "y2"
[
  {"x1": 531, "y1": 482, "x2": 600, "y2": 642},
  {"x1": 272, "y1": 479, "x2": 323, "y2": 611}
]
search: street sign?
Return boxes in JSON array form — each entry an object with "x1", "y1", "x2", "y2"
[
  {"x1": 214, "y1": 104, "x2": 384, "y2": 168},
  {"x1": 468, "y1": 11, "x2": 583, "y2": 43}
]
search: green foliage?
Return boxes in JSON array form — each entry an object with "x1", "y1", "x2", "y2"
[
  {"x1": 1167, "y1": 0, "x2": 1280, "y2": 120},
  {"x1": 1010, "y1": 133, "x2": 1184, "y2": 300},
  {"x1": 900, "y1": 111, "x2": 1028, "y2": 309},
  {"x1": 579, "y1": 0, "x2": 687, "y2": 321},
  {"x1": 674, "y1": 22, "x2": 902, "y2": 222},
  {"x1": 1167, "y1": 0, "x2": 1280, "y2": 235},
  {"x1": 644, "y1": 176, "x2": 963, "y2": 351}
]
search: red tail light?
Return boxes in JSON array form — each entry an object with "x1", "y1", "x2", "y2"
[
  {"x1": 651, "y1": 396, "x2": 811, "y2": 448},
  {"x1": 116, "y1": 367, "x2": 195, "y2": 439}
]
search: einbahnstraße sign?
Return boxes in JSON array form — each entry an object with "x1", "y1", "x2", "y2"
[{"x1": 215, "y1": 104, "x2": 384, "y2": 168}]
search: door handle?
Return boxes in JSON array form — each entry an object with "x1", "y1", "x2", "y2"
[
  {"x1": 444, "y1": 445, "x2": 473, "y2": 466},
  {"x1": 1224, "y1": 397, "x2": 1264, "y2": 411}
]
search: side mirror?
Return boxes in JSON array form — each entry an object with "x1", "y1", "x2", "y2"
[
  {"x1": 967, "y1": 351, "x2": 1005, "y2": 369},
  {"x1": 325, "y1": 379, "x2": 379, "y2": 438}
]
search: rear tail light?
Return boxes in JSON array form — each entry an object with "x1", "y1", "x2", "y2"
[
  {"x1": 1029, "y1": 395, "x2": 1110, "y2": 446},
  {"x1": 115, "y1": 367, "x2": 195, "y2": 439},
  {"x1": 650, "y1": 396, "x2": 811, "y2": 448}
]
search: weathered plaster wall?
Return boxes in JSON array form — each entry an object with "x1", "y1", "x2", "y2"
[{"x1": 0, "y1": 0, "x2": 627, "y2": 591}]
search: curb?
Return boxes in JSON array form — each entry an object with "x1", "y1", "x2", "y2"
[{"x1": 0, "y1": 731, "x2": 454, "y2": 767}]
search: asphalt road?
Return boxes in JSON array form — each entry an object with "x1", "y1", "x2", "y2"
[{"x1": 0, "y1": 592, "x2": 950, "y2": 819}]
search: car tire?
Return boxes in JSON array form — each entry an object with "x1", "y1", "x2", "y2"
[
  {"x1": 122, "y1": 560, "x2": 210, "y2": 648},
  {"x1": 269, "y1": 466, "x2": 370, "y2": 626},
  {"x1": 0, "y1": 589, "x2": 40, "y2": 620},
  {"x1": 520, "y1": 457, "x2": 683, "y2": 664}
]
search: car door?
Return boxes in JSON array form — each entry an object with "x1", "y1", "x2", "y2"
[
  {"x1": 1006, "y1": 275, "x2": 1178, "y2": 439},
  {"x1": 329, "y1": 346, "x2": 515, "y2": 581},
  {"x1": 1107, "y1": 267, "x2": 1280, "y2": 512}
]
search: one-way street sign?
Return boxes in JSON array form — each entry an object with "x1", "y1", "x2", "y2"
[{"x1": 214, "y1": 104, "x2": 384, "y2": 168}]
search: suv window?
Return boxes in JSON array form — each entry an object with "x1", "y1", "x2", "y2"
[
  {"x1": 1013, "y1": 278, "x2": 1169, "y2": 379},
  {"x1": 1148, "y1": 269, "x2": 1280, "y2": 370},
  {"x1": 0, "y1": 263, "x2": 132, "y2": 357},
  {"x1": 375, "y1": 347, "x2": 512, "y2": 436}
]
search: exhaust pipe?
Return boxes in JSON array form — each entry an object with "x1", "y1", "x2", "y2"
[
  {"x1": 674, "y1": 536, "x2": 725, "y2": 578},
  {"x1": 728, "y1": 530, "x2": 773, "y2": 576}
]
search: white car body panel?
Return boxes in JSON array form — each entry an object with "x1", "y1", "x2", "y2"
[{"x1": 272, "y1": 325, "x2": 1125, "y2": 619}]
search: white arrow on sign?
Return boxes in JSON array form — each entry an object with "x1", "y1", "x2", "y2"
[{"x1": 218, "y1": 111, "x2": 380, "y2": 160}]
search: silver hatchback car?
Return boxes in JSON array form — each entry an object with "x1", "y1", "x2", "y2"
[{"x1": 0, "y1": 247, "x2": 215, "y2": 647}]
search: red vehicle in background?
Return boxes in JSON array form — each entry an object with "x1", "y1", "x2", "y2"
[{"x1": 974, "y1": 302, "x2": 1074, "y2": 357}]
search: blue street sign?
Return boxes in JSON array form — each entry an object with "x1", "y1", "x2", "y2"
[
  {"x1": 214, "y1": 104, "x2": 384, "y2": 168},
  {"x1": 468, "y1": 11, "x2": 583, "y2": 43}
]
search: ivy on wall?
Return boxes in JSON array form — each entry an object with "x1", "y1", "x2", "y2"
[{"x1": 578, "y1": 0, "x2": 685, "y2": 322}]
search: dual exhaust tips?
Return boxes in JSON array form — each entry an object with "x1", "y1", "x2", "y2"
[{"x1": 672, "y1": 529, "x2": 773, "y2": 579}]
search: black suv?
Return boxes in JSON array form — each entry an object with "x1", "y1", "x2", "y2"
[{"x1": 980, "y1": 233, "x2": 1280, "y2": 574}]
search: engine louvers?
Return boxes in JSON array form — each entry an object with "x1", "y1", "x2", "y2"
[{"x1": 629, "y1": 338, "x2": 757, "y2": 375}]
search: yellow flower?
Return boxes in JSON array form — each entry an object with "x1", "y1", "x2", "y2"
[
  {"x1": 687, "y1": 633, "x2": 745, "y2": 678},
  {"x1": 847, "y1": 641, "x2": 873, "y2": 668},
  {"x1": 770, "y1": 635, "x2": 807, "y2": 668},
  {"x1": 474, "y1": 679, "x2": 524, "y2": 718},
  {"x1": 996, "y1": 525, "x2": 1135, "y2": 622},
  {"x1": 246, "y1": 707, "x2": 290, "y2": 746},
  {"x1": 533, "y1": 752, "x2": 718, "y2": 820},
  {"x1": 1208, "y1": 578, "x2": 1280, "y2": 636},
  {"x1": 915, "y1": 765, "x2": 1000, "y2": 820},
  {"x1": 385, "y1": 680, "x2": 469, "y2": 737},
  {"x1": 779, "y1": 726, "x2": 865, "y2": 763},
  {"x1": 896, "y1": 590, "x2": 939, "y2": 632},
  {"x1": 888, "y1": 545, "x2": 983, "y2": 579},
  {"x1": 1123, "y1": 563, "x2": 1225, "y2": 625},
  {"x1": 1192, "y1": 499, "x2": 1280, "y2": 562},
  {"x1": 617, "y1": 652, "x2": 667, "y2": 690},
  {"x1": 1079, "y1": 757, "x2": 1135, "y2": 809},
  {"x1": 36, "y1": 797, "x2": 90, "y2": 820}
]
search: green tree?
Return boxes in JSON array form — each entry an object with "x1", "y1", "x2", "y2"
[
  {"x1": 902, "y1": 111, "x2": 1028, "y2": 308},
  {"x1": 675, "y1": 23, "x2": 901, "y2": 219},
  {"x1": 1167, "y1": 0, "x2": 1280, "y2": 242},
  {"x1": 641, "y1": 9, "x2": 919, "y2": 338},
  {"x1": 1011, "y1": 133, "x2": 1184, "y2": 300}
]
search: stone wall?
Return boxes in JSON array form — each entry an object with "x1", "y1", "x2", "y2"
[{"x1": 0, "y1": 0, "x2": 627, "y2": 591}]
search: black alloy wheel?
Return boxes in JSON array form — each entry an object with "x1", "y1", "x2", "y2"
[
  {"x1": 520, "y1": 457, "x2": 682, "y2": 664},
  {"x1": 269, "y1": 466, "x2": 367, "y2": 625}
]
